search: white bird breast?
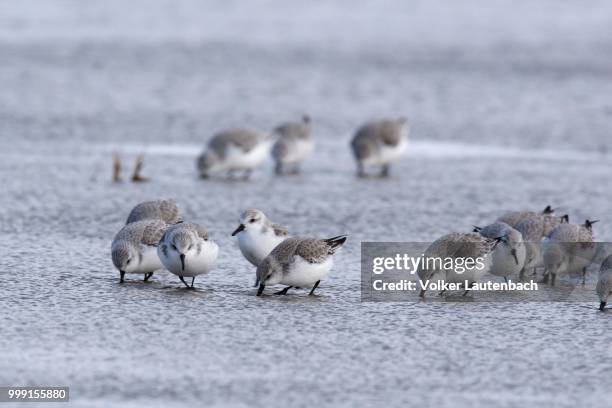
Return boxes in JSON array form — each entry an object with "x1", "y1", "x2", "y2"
[
  {"x1": 280, "y1": 139, "x2": 315, "y2": 164},
  {"x1": 158, "y1": 240, "x2": 219, "y2": 277},
  {"x1": 489, "y1": 243, "x2": 526, "y2": 277},
  {"x1": 238, "y1": 229, "x2": 286, "y2": 266},
  {"x1": 222, "y1": 140, "x2": 272, "y2": 171},
  {"x1": 280, "y1": 256, "x2": 333, "y2": 287},
  {"x1": 130, "y1": 245, "x2": 163, "y2": 274},
  {"x1": 363, "y1": 136, "x2": 408, "y2": 167}
]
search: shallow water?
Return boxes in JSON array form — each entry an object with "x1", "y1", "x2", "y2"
[{"x1": 1, "y1": 1, "x2": 612, "y2": 407}]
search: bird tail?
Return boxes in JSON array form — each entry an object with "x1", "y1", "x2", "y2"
[{"x1": 324, "y1": 235, "x2": 348, "y2": 253}]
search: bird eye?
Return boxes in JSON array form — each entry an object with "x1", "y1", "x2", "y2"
[
  {"x1": 250, "y1": 219, "x2": 256, "y2": 223},
  {"x1": 171, "y1": 244, "x2": 177, "y2": 250},
  {"x1": 126, "y1": 259, "x2": 131, "y2": 265},
  {"x1": 188, "y1": 245, "x2": 193, "y2": 251}
]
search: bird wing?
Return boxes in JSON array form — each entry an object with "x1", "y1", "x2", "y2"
[{"x1": 141, "y1": 220, "x2": 168, "y2": 246}]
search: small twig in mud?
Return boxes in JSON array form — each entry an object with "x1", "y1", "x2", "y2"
[
  {"x1": 112, "y1": 152, "x2": 122, "y2": 182},
  {"x1": 131, "y1": 153, "x2": 149, "y2": 183}
]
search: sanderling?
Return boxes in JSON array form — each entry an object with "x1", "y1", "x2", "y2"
[
  {"x1": 350, "y1": 117, "x2": 408, "y2": 177},
  {"x1": 158, "y1": 222, "x2": 219, "y2": 289},
  {"x1": 473, "y1": 222, "x2": 526, "y2": 282},
  {"x1": 496, "y1": 205, "x2": 555, "y2": 229},
  {"x1": 196, "y1": 128, "x2": 273, "y2": 180},
  {"x1": 417, "y1": 232, "x2": 499, "y2": 297},
  {"x1": 271, "y1": 115, "x2": 314, "y2": 175},
  {"x1": 515, "y1": 213, "x2": 569, "y2": 278},
  {"x1": 231, "y1": 209, "x2": 289, "y2": 286},
  {"x1": 126, "y1": 199, "x2": 182, "y2": 225},
  {"x1": 111, "y1": 219, "x2": 168, "y2": 283},
  {"x1": 596, "y1": 255, "x2": 612, "y2": 311},
  {"x1": 542, "y1": 219, "x2": 598, "y2": 286},
  {"x1": 256, "y1": 235, "x2": 347, "y2": 296}
]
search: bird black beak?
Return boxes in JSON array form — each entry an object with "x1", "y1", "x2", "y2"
[
  {"x1": 511, "y1": 249, "x2": 519, "y2": 265},
  {"x1": 600, "y1": 301, "x2": 606, "y2": 311},
  {"x1": 231, "y1": 224, "x2": 245, "y2": 236},
  {"x1": 180, "y1": 254, "x2": 185, "y2": 271},
  {"x1": 257, "y1": 283, "x2": 265, "y2": 296}
]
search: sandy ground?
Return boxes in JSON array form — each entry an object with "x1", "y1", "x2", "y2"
[{"x1": 1, "y1": 1, "x2": 611, "y2": 407}]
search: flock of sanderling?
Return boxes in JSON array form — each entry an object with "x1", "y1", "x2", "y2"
[
  {"x1": 418, "y1": 205, "x2": 611, "y2": 310},
  {"x1": 111, "y1": 199, "x2": 346, "y2": 296},
  {"x1": 113, "y1": 116, "x2": 409, "y2": 182},
  {"x1": 110, "y1": 200, "x2": 611, "y2": 309},
  {"x1": 109, "y1": 115, "x2": 609, "y2": 310},
  {"x1": 196, "y1": 115, "x2": 408, "y2": 179}
]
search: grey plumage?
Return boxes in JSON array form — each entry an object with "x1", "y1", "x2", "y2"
[
  {"x1": 197, "y1": 128, "x2": 272, "y2": 177},
  {"x1": 546, "y1": 221, "x2": 595, "y2": 243},
  {"x1": 515, "y1": 215, "x2": 547, "y2": 277},
  {"x1": 417, "y1": 232, "x2": 498, "y2": 296},
  {"x1": 273, "y1": 115, "x2": 311, "y2": 141},
  {"x1": 497, "y1": 205, "x2": 555, "y2": 229},
  {"x1": 542, "y1": 219, "x2": 598, "y2": 285},
  {"x1": 263, "y1": 236, "x2": 345, "y2": 266},
  {"x1": 474, "y1": 222, "x2": 512, "y2": 239},
  {"x1": 421, "y1": 232, "x2": 498, "y2": 269},
  {"x1": 126, "y1": 199, "x2": 182, "y2": 225},
  {"x1": 113, "y1": 219, "x2": 168, "y2": 246},
  {"x1": 162, "y1": 222, "x2": 209, "y2": 242},
  {"x1": 207, "y1": 129, "x2": 269, "y2": 158},
  {"x1": 351, "y1": 117, "x2": 406, "y2": 160},
  {"x1": 515, "y1": 216, "x2": 546, "y2": 241}
]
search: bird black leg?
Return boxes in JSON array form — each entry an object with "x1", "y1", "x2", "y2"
[
  {"x1": 120, "y1": 271, "x2": 125, "y2": 283},
  {"x1": 504, "y1": 277, "x2": 508, "y2": 284},
  {"x1": 380, "y1": 164, "x2": 390, "y2": 177},
  {"x1": 144, "y1": 272, "x2": 153, "y2": 282},
  {"x1": 274, "y1": 286, "x2": 292, "y2": 295},
  {"x1": 357, "y1": 163, "x2": 366, "y2": 178},
  {"x1": 179, "y1": 276, "x2": 191, "y2": 288},
  {"x1": 191, "y1": 277, "x2": 196, "y2": 288},
  {"x1": 582, "y1": 268, "x2": 586, "y2": 285},
  {"x1": 309, "y1": 280, "x2": 321, "y2": 296},
  {"x1": 275, "y1": 162, "x2": 283, "y2": 175}
]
